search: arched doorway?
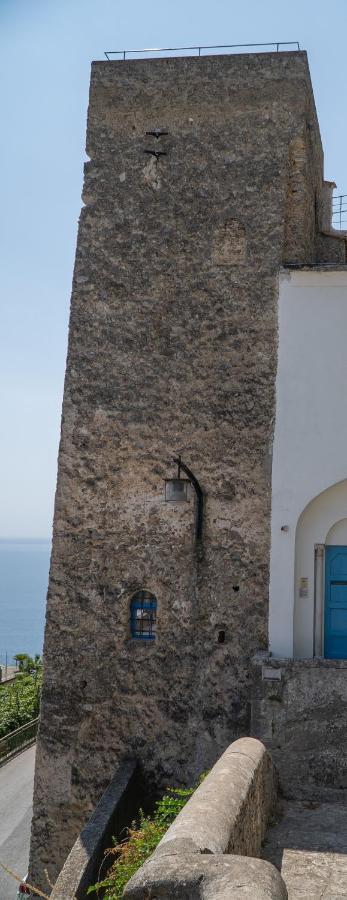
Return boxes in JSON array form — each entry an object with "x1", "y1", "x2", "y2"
[{"x1": 294, "y1": 482, "x2": 347, "y2": 658}]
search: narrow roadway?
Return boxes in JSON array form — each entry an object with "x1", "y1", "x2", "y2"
[{"x1": 0, "y1": 745, "x2": 36, "y2": 899}]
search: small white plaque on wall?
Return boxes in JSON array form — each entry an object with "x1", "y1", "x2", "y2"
[
  {"x1": 299, "y1": 577, "x2": 308, "y2": 598},
  {"x1": 262, "y1": 667, "x2": 282, "y2": 681}
]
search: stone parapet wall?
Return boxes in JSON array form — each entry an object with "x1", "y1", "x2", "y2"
[
  {"x1": 251, "y1": 653, "x2": 347, "y2": 801},
  {"x1": 316, "y1": 233, "x2": 347, "y2": 264},
  {"x1": 124, "y1": 737, "x2": 286, "y2": 899},
  {"x1": 51, "y1": 760, "x2": 139, "y2": 900},
  {"x1": 157, "y1": 737, "x2": 276, "y2": 857}
]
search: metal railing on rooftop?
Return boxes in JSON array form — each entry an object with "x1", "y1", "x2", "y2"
[
  {"x1": 332, "y1": 194, "x2": 347, "y2": 230},
  {"x1": 104, "y1": 41, "x2": 300, "y2": 61}
]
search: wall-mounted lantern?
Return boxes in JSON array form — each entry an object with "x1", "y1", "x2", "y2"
[
  {"x1": 164, "y1": 477, "x2": 190, "y2": 502},
  {"x1": 165, "y1": 455, "x2": 204, "y2": 541}
]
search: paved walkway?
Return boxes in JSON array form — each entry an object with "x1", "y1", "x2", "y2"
[
  {"x1": 0, "y1": 744, "x2": 35, "y2": 899},
  {"x1": 262, "y1": 800, "x2": 347, "y2": 899}
]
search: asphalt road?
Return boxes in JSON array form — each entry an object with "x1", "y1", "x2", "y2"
[{"x1": 0, "y1": 745, "x2": 36, "y2": 899}]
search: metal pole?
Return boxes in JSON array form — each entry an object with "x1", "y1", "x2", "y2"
[{"x1": 173, "y1": 456, "x2": 204, "y2": 541}]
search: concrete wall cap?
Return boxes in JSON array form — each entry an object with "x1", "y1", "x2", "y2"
[
  {"x1": 158, "y1": 738, "x2": 271, "y2": 855},
  {"x1": 124, "y1": 852, "x2": 287, "y2": 900}
]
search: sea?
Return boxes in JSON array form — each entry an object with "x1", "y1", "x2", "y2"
[{"x1": 0, "y1": 539, "x2": 51, "y2": 665}]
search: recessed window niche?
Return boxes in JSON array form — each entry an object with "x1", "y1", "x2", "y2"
[{"x1": 130, "y1": 590, "x2": 157, "y2": 640}]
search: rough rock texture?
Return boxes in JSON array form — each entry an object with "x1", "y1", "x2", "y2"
[
  {"x1": 252, "y1": 655, "x2": 347, "y2": 802},
  {"x1": 30, "y1": 51, "x2": 328, "y2": 888},
  {"x1": 316, "y1": 232, "x2": 347, "y2": 264}
]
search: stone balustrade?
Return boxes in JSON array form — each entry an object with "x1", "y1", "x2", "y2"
[{"x1": 124, "y1": 737, "x2": 287, "y2": 900}]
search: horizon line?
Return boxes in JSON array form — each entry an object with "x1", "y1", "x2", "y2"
[{"x1": 0, "y1": 536, "x2": 51, "y2": 543}]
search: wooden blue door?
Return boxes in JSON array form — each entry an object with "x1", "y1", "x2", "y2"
[{"x1": 325, "y1": 546, "x2": 347, "y2": 658}]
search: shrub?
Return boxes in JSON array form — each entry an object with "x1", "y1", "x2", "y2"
[
  {"x1": 14, "y1": 653, "x2": 42, "y2": 675},
  {"x1": 0, "y1": 663, "x2": 42, "y2": 737}
]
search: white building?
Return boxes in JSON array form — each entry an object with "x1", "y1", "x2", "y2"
[{"x1": 269, "y1": 264, "x2": 347, "y2": 659}]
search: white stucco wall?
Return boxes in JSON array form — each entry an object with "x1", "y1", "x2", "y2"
[{"x1": 269, "y1": 269, "x2": 347, "y2": 658}]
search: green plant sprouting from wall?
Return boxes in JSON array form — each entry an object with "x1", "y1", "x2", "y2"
[{"x1": 88, "y1": 776, "x2": 206, "y2": 900}]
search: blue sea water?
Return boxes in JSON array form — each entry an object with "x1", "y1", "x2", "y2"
[{"x1": 0, "y1": 539, "x2": 51, "y2": 664}]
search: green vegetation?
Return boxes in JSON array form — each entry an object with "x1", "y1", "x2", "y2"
[
  {"x1": 88, "y1": 778, "x2": 205, "y2": 900},
  {"x1": 0, "y1": 654, "x2": 42, "y2": 738},
  {"x1": 13, "y1": 652, "x2": 41, "y2": 672}
]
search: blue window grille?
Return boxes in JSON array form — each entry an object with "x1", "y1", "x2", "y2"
[{"x1": 130, "y1": 590, "x2": 157, "y2": 640}]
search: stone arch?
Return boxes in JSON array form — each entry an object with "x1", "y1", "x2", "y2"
[
  {"x1": 294, "y1": 479, "x2": 347, "y2": 657},
  {"x1": 326, "y1": 518, "x2": 347, "y2": 545}
]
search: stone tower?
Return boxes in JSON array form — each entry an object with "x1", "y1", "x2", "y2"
[{"x1": 29, "y1": 50, "x2": 330, "y2": 886}]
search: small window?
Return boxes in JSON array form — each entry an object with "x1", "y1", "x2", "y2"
[{"x1": 130, "y1": 590, "x2": 157, "y2": 640}]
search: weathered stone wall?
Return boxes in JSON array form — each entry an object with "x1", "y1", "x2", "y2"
[
  {"x1": 51, "y1": 760, "x2": 138, "y2": 900},
  {"x1": 252, "y1": 654, "x2": 347, "y2": 802},
  {"x1": 29, "y1": 51, "x2": 325, "y2": 888},
  {"x1": 316, "y1": 232, "x2": 347, "y2": 264}
]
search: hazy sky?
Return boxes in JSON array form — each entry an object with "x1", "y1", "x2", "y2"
[{"x1": 1, "y1": 0, "x2": 347, "y2": 538}]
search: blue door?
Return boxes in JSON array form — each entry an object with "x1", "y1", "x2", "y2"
[{"x1": 325, "y1": 546, "x2": 347, "y2": 658}]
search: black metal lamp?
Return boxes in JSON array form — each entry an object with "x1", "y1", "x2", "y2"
[
  {"x1": 165, "y1": 455, "x2": 204, "y2": 541},
  {"x1": 164, "y1": 477, "x2": 190, "y2": 502}
]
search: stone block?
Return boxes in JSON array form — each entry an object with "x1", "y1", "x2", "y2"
[{"x1": 124, "y1": 853, "x2": 287, "y2": 900}]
